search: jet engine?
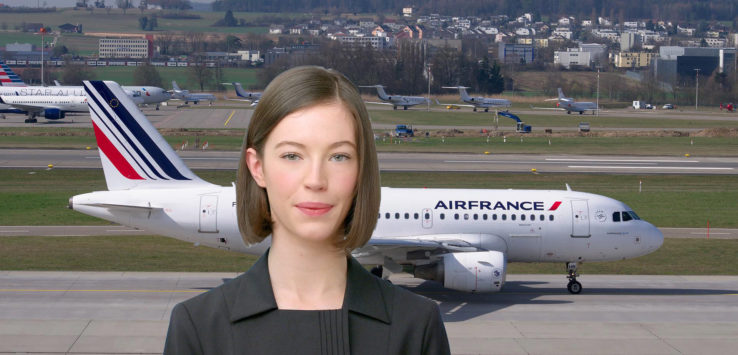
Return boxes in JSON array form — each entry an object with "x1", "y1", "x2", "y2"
[
  {"x1": 43, "y1": 108, "x2": 65, "y2": 120},
  {"x1": 414, "y1": 251, "x2": 506, "y2": 292}
]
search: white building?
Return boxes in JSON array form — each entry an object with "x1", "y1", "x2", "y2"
[
  {"x1": 592, "y1": 29, "x2": 620, "y2": 42},
  {"x1": 237, "y1": 50, "x2": 261, "y2": 62},
  {"x1": 552, "y1": 27, "x2": 573, "y2": 40},
  {"x1": 621, "y1": 32, "x2": 638, "y2": 51},
  {"x1": 99, "y1": 38, "x2": 149, "y2": 59},
  {"x1": 558, "y1": 17, "x2": 571, "y2": 26},
  {"x1": 554, "y1": 49, "x2": 592, "y2": 69},
  {"x1": 515, "y1": 28, "x2": 531, "y2": 36},
  {"x1": 704, "y1": 38, "x2": 728, "y2": 48}
]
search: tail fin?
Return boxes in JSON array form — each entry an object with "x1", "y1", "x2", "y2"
[
  {"x1": 83, "y1": 80, "x2": 213, "y2": 190},
  {"x1": 457, "y1": 87, "x2": 472, "y2": 102},
  {"x1": 233, "y1": 82, "x2": 260, "y2": 100},
  {"x1": 557, "y1": 88, "x2": 565, "y2": 100},
  {"x1": 374, "y1": 85, "x2": 389, "y2": 100},
  {"x1": 0, "y1": 61, "x2": 27, "y2": 87},
  {"x1": 171, "y1": 80, "x2": 181, "y2": 91}
]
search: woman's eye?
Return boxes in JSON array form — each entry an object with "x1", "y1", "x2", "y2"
[
  {"x1": 331, "y1": 154, "x2": 351, "y2": 162},
  {"x1": 281, "y1": 153, "x2": 300, "y2": 161}
]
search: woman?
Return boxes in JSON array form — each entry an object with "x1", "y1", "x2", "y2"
[{"x1": 164, "y1": 66, "x2": 450, "y2": 354}]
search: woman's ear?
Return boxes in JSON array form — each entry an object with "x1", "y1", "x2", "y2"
[{"x1": 245, "y1": 148, "x2": 266, "y2": 188}]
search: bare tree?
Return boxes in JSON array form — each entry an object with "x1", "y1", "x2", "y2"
[{"x1": 188, "y1": 58, "x2": 212, "y2": 91}]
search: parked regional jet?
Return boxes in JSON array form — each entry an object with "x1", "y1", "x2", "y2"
[
  {"x1": 0, "y1": 62, "x2": 170, "y2": 111},
  {"x1": 70, "y1": 81, "x2": 663, "y2": 294},
  {"x1": 441, "y1": 86, "x2": 511, "y2": 112},
  {"x1": 0, "y1": 95, "x2": 88, "y2": 122},
  {"x1": 543, "y1": 88, "x2": 599, "y2": 115},
  {"x1": 223, "y1": 82, "x2": 261, "y2": 106},
  {"x1": 170, "y1": 81, "x2": 216, "y2": 105},
  {"x1": 359, "y1": 85, "x2": 429, "y2": 110}
]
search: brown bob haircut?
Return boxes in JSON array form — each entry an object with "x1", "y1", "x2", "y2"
[{"x1": 236, "y1": 66, "x2": 380, "y2": 251}]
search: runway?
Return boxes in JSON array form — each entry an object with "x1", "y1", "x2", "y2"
[
  {"x1": 3, "y1": 148, "x2": 737, "y2": 174},
  {"x1": 0, "y1": 271, "x2": 736, "y2": 354}
]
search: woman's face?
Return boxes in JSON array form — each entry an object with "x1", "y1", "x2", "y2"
[{"x1": 246, "y1": 101, "x2": 359, "y2": 246}]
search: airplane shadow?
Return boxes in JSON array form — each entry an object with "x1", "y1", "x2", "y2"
[{"x1": 400, "y1": 279, "x2": 738, "y2": 322}]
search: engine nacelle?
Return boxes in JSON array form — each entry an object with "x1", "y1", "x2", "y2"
[
  {"x1": 414, "y1": 251, "x2": 507, "y2": 292},
  {"x1": 43, "y1": 108, "x2": 65, "y2": 120}
]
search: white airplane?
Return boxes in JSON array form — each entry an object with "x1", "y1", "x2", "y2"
[
  {"x1": 170, "y1": 81, "x2": 216, "y2": 105},
  {"x1": 359, "y1": 85, "x2": 429, "y2": 110},
  {"x1": 70, "y1": 80, "x2": 664, "y2": 294},
  {"x1": 538, "y1": 88, "x2": 599, "y2": 115},
  {"x1": 0, "y1": 95, "x2": 88, "y2": 122},
  {"x1": 441, "y1": 86, "x2": 511, "y2": 112},
  {"x1": 222, "y1": 82, "x2": 261, "y2": 106},
  {"x1": 0, "y1": 62, "x2": 171, "y2": 111}
]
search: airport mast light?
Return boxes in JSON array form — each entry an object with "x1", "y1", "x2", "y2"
[
  {"x1": 596, "y1": 67, "x2": 600, "y2": 117},
  {"x1": 694, "y1": 68, "x2": 700, "y2": 111}
]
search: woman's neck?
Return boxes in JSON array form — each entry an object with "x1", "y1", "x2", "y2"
[{"x1": 267, "y1": 234, "x2": 347, "y2": 310}]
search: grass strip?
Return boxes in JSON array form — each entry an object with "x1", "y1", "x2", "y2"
[{"x1": 0, "y1": 236, "x2": 734, "y2": 275}]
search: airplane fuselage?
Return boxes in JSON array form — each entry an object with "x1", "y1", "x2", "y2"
[{"x1": 72, "y1": 186, "x2": 662, "y2": 266}]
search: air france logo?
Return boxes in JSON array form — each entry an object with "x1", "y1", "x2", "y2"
[{"x1": 434, "y1": 200, "x2": 562, "y2": 211}]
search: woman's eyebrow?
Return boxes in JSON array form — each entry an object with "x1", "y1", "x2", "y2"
[{"x1": 274, "y1": 141, "x2": 356, "y2": 149}]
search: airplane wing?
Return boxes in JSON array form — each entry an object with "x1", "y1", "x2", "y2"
[
  {"x1": 355, "y1": 234, "x2": 503, "y2": 259},
  {"x1": 0, "y1": 100, "x2": 44, "y2": 113},
  {"x1": 364, "y1": 101, "x2": 393, "y2": 106}
]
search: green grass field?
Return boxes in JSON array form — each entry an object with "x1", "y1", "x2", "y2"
[
  {"x1": 0, "y1": 9, "x2": 274, "y2": 34},
  {"x1": 1, "y1": 168, "x2": 735, "y2": 228},
  {"x1": 89, "y1": 66, "x2": 259, "y2": 89},
  {"x1": 0, "y1": 235, "x2": 735, "y2": 275}
]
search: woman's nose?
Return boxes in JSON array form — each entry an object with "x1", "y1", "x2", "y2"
[{"x1": 304, "y1": 160, "x2": 327, "y2": 191}]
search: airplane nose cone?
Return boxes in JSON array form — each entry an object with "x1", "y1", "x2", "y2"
[{"x1": 647, "y1": 223, "x2": 664, "y2": 252}]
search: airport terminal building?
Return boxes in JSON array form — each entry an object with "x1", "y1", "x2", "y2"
[{"x1": 654, "y1": 46, "x2": 736, "y2": 86}]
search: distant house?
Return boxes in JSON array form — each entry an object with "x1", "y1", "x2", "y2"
[
  {"x1": 269, "y1": 25, "x2": 284, "y2": 34},
  {"x1": 22, "y1": 23, "x2": 44, "y2": 32}
]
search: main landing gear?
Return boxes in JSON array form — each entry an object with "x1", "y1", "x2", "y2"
[{"x1": 566, "y1": 262, "x2": 582, "y2": 294}]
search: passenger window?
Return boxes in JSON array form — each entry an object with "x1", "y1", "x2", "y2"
[
  {"x1": 416, "y1": 213, "x2": 421, "y2": 219},
  {"x1": 493, "y1": 214, "x2": 497, "y2": 221},
  {"x1": 511, "y1": 214, "x2": 516, "y2": 221},
  {"x1": 622, "y1": 211, "x2": 633, "y2": 221},
  {"x1": 385, "y1": 213, "x2": 390, "y2": 219},
  {"x1": 613, "y1": 212, "x2": 620, "y2": 222},
  {"x1": 454, "y1": 213, "x2": 459, "y2": 220},
  {"x1": 378, "y1": 213, "x2": 381, "y2": 219},
  {"x1": 549, "y1": 215, "x2": 554, "y2": 221},
  {"x1": 395, "y1": 213, "x2": 400, "y2": 219},
  {"x1": 473, "y1": 214, "x2": 478, "y2": 220},
  {"x1": 521, "y1": 214, "x2": 526, "y2": 221},
  {"x1": 531, "y1": 214, "x2": 535, "y2": 221},
  {"x1": 540, "y1": 214, "x2": 544, "y2": 221},
  {"x1": 483, "y1": 214, "x2": 488, "y2": 220},
  {"x1": 464, "y1": 213, "x2": 469, "y2": 220},
  {"x1": 404, "y1": 213, "x2": 409, "y2": 219},
  {"x1": 502, "y1": 214, "x2": 507, "y2": 221},
  {"x1": 440, "y1": 213, "x2": 445, "y2": 220}
]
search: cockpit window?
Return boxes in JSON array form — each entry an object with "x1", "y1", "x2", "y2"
[
  {"x1": 613, "y1": 212, "x2": 621, "y2": 222},
  {"x1": 625, "y1": 211, "x2": 641, "y2": 220},
  {"x1": 622, "y1": 211, "x2": 632, "y2": 221}
]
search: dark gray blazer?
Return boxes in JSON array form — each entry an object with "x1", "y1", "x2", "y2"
[{"x1": 164, "y1": 252, "x2": 451, "y2": 354}]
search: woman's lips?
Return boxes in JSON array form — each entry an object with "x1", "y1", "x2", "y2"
[{"x1": 295, "y1": 202, "x2": 333, "y2": 216}]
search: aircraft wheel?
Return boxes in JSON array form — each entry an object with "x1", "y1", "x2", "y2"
[
  {"x1": 473, "y1": 107, "x2": 477, "y2": 112},
  {"x1": 484, "y1": 108, "x2": 489, "y2": 112},
  {"x1": 567, "y1": 280, "x2": 582, "y2": 294},
  {"x1": 403, "y1": 106, "x2": 408, "y2": 110},
  {"x1": 156, "y1": 105, "x2": 160, "y2": 111},
  {"x1": 579, "y1": 111, "x2": 583, "y2": 115},
  {"x1": 567, "y1": 111, "x2": 571, "y2": 114},
  {"x1": 393, "y1": 106, "x2": 397, "y2": 110},
  {"x1": 370, "y1": 266, "x2": 383, "y2": 278}
]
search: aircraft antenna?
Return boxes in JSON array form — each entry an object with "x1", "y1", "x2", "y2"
[{"x1": 565, "y1": 183, "x2": 572, "y2": 191}]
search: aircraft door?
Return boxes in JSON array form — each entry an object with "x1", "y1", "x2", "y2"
[
  {"x1": 422, "y1": 208, "x2": 433, "y2": 229},
  {"x1": 571, "y1": 200, "x2": 590, "y2": 237},
  {"x1": 199, "y1": 195, "x2": 218, "y2": 233}
]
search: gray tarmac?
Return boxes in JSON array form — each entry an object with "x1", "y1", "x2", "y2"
[
  {"x1": 4, "y1": 149, "x2": 737, "y2": 174},
  {"x1": 0, "y1": 271, "x2": 736, "y2": 354}
]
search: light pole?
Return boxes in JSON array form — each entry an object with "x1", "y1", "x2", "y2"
[
  {"x1": 694, "y1": 68, "x2": 700, "y2": 111},
  {"x1": 426, "y1": 63, "x2": 431, "y2": 112},
  {"x1": 596, "y1": 66, "x2": 600, "y2": 117},
  {"x1": 40, "y1": 27, "x2": 45, "y2": 86}
]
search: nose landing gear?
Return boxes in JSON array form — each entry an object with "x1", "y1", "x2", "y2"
[{"x1": 566, "y1": 262, "x2": 582, "y2": 294}]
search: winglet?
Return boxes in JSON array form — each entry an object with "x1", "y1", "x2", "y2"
[{"x1": 83, "y1": 80, "x2": 214, "y2": 190}]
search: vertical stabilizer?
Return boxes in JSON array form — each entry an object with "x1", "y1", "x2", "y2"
[
  {"x1": 83, "y1": 80, "x2": 214, "y2": 190},
  {"x1": 374, "y1": 85, "x2": 389, "y2": 100},
  {"x1": 557, "y1": 88, "x2": 565, "y2": 100},
  {"x1": 458, "y1": 87, "x2": 472, "y2": 102},
  {"x1": 0, "y1": 61, "x2": 27, "y2": 87},
  {"x1": 171, "y1": 80, "x2": 181, "y2": 91}
]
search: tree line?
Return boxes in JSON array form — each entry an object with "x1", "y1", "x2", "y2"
[
  {"x1": 212, "y1": 0, "x2": 738, "y2": 24},
  {"x1": 258, "y1": 39, "x2": 504, "y2": 95}
]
